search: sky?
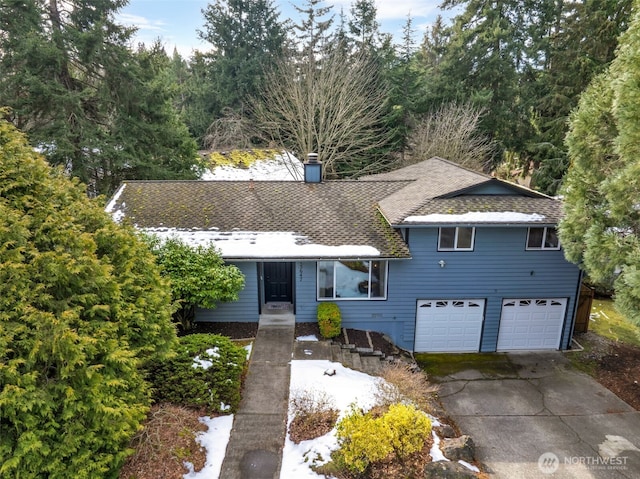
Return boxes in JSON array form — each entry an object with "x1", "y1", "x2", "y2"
[{"x1": 117, "y1": 0, "x2": 452, "y2": 58}]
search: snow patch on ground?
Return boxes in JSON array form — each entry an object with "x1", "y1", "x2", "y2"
[
  {"x1": 183, "y1": 415, "x2": 234, "y2": 479},
  {"x1": 296, "y1": 335, "x2": 319, "y2": 342},
  {"x1": 189, "y1": 360, "x2": 478, "y2": 479}
]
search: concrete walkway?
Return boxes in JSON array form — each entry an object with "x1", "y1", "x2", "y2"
[
  {"x1": 436, "y1": 352, "x2": 640, "y2": 479},
  {"x1": 219, "y1": 314, "x2": 295, "y2": 479}
]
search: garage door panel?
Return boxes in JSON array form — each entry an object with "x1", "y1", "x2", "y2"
[
  {"x1": 497, "y1": 298, "x2": 567, "y2": 351},
  {"x1": 415, "y1": 299, "x2": 485, "y2": 352}
]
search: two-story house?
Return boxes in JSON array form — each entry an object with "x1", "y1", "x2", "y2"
[{"x1": 106, "y1": 156, "x2": 582, "y2": 352}]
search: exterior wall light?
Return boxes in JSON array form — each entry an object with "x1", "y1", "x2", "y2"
[{"x1": 438, "y1": 260, "x2": 446, "y2": 268}]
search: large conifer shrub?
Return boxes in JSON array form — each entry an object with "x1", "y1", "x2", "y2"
[{"x1": 0, "y1": 119, "x2": 176, "y2": 478}]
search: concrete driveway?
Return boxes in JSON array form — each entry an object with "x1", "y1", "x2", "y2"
[{"x1": 435, "y1": 352, "x2": 640, "y2": 479}]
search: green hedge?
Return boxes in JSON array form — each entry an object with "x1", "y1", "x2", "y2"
[
  {"x1": 146, "y1": 334, "x2": 247, "y2": 413},
  {"x1": 317, "y1": 302, "x2": 342, "y2": 339}
]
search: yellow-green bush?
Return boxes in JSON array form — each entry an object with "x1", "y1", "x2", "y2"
[
  {"x1": 334, "y1": 404, "x2": 432, "y2": 474},
  {"x1": 317, "y1": 302, "x2": 342, "y2": 339}
]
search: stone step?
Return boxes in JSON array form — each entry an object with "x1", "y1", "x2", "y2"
[
  {"x1": 331, "y1": 344, "x2": 343, "y2": 363},
  {"x1": 340, "y1": 348, "x2": 354, "y2": 369},
  {"x1": 348, "y1": 349, "x2": 362, "y2": 371},
  {"x1": 360, "y1": 355, "x2": 384, "y2": 376}
]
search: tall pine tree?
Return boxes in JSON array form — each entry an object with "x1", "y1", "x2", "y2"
[
  {"x1": 0, "y1": 0, "x2": 199, "y2": 196},
  {"x1": 199, "y1": 0, "x2": 287, "y2": 116},
  {"x1": 561, "y1": 0, "x2": 640, "y2": 325},
  {"x1": 531, "y1": 0, "x2": 632, "y2": 194}
]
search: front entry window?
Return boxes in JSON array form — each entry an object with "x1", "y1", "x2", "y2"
[{"x1": 317, "y1": 260, "x2": 387, "y2": 300}]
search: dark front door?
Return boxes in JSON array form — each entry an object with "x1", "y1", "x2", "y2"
[{"x1": 263, "y1": 262, "x2": 293, "y2": 303}]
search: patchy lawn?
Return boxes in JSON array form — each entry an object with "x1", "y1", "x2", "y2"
[
  {"x1": 415, "y1": 353, "x2": 519, "y2": 379},
  {"x1": 588, "y1": 298, "x2": 640, "y2": 347}
]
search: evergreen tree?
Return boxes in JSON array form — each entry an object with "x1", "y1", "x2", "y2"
[
  {"x1": 199, "y1": 0, "x2": 287, "y2": 115},
  {"x1": 0, "y1": 119, "x2": 176, "y2": 477},
  {"x1": 561, "y1": 0, "x2": 640, "y2": 325},
  {"x1": 383, "y1": 15, "x2": 424, "y2": 159},
  {"x1": 180, "y1": 51, "x2": 222, "y2": 144},
  {"x1": 348, "y1": 0, "x2": 381, "y2": 52},
  {"x1": 531, "y1": 0, "x2": 632, "y2": 194},
  {"x1": 0, "y1": 0, "x2": 199, "y2": 196},
  {"x1": 292, "y1": 0, "x2": 335, "y2": 62},
  {"x1": 434, "y1": 0, "x2": 530, "y2": 165}
]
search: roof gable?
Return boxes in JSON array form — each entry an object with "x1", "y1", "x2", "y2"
[{"x1": 362, "y1": 157, "x2": 559, "y2": 225}]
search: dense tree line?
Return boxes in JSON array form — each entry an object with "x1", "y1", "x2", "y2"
[{"x1": 0, "y1": 0, "x2": 632, "y2": 194}]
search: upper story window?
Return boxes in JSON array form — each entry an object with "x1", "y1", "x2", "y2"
[
  {"x1": 438, "y1": 227, "x2": 475, "y2": 251},
  {"x1": 526, "y1": 227, "x2": 560, "y2": 250},
  {"x1": 317, "y1": 260, "x2": 387, "y2": 300}
]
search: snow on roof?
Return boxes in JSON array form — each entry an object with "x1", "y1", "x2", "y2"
[
  {"x1": 105, "y1": 183, "x2": 126, "y2": 223},
  {"x1": 200, "y1": 152, "x2": 303, "y2": 181},
  {"x1": 404, "y1": 212, "x2": 547, "y2": 224},
  {"x1": 143, "y1": 228, "x2": 381, "y2": 259}
]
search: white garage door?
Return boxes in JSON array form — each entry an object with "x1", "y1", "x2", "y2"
[
  {"x1": 497, "y1": 298, "x2": 567, "y2": 350},
  {"x1": 414, "y1": 299, "x2": 485, "y2": 352}
]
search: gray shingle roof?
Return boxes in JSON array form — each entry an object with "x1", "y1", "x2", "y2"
[
  {"x1": 362, "y1": 157, "x2": 560, "y2": 225},
  {"x1": 107, "y1": 157, "x2": 563, "y2": 259},
  {"x1": 110, "y1": 180, "x2": 412, "y2": 259},
  {"x1": 406, "y1": 196, "x2": 562, "y2": 225}
]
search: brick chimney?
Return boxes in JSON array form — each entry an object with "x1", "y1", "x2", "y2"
[{"x1": 304, "y1": 152, "x2": 322, "y2": 183}]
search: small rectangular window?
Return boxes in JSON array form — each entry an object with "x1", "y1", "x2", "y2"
[
  {"x1": 317, "y1": 260, "x2": 387, "y2": 300},
  {"x1": 527, "y1": 227, "x2": 561, "y2": 250},
  {"x1": 438, "y1": 227, "x2": 475, "y2": 251}
]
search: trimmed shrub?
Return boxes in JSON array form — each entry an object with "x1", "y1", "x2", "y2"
[
  {"x1": 146, "y1": 334, "x2": 247, "y2": 413},
  {"x1": 317, "y1": 302, "x2": 342, "y2": 339},
  {"x1": 334, "y1": 404, "x2": 432, "y2": 474}
]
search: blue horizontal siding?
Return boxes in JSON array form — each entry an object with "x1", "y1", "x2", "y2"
[
  {"x1": 196, "y1": 227, "x2": 581, "y2": 352},
  {"x1": 296, "y1": 227, "x2": 580, "y2": 351},
  {"x1": 195, "y1": 262, "x2": 259, "y2": 322}
]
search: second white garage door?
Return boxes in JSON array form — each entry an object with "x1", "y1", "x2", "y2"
[
  {"x1": 414, "y1": 299, "x2": 485, "y2": 352},
  {"x1": 497, "y1": 298, "x2": 567, "y2": 350}
]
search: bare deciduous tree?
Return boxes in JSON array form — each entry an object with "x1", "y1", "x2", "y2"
[
  {"x1": 408, "y1": 102, "x2": 495, "y2": 172},
  {"x1": 253, "y1": 51, "x2": 392, "y2": 178},
  {"x1": 203, "y1": 108, "x2": 263, "y2": 151}
]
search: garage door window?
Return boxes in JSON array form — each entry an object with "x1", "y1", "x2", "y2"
[
  {"x1": 526, "y1": 227, "x2": 560, "y2": 250},
  {"x1": 438, "y1": 227, "x2": 475, "y2": 251}
]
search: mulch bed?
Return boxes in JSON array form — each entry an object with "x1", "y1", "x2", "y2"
[
  {"x1": 574, "y1": 332, "x2": 640, "y2": 411},
  {"x1": 595, "y1": 341, "x2": 640, "y2": 410},
  {"x1": 190, "y1": 322, "x2": 399, "y2": 357},
  {"x1": 191, "y1": 321, "x2": 258, "y2": 338}
]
